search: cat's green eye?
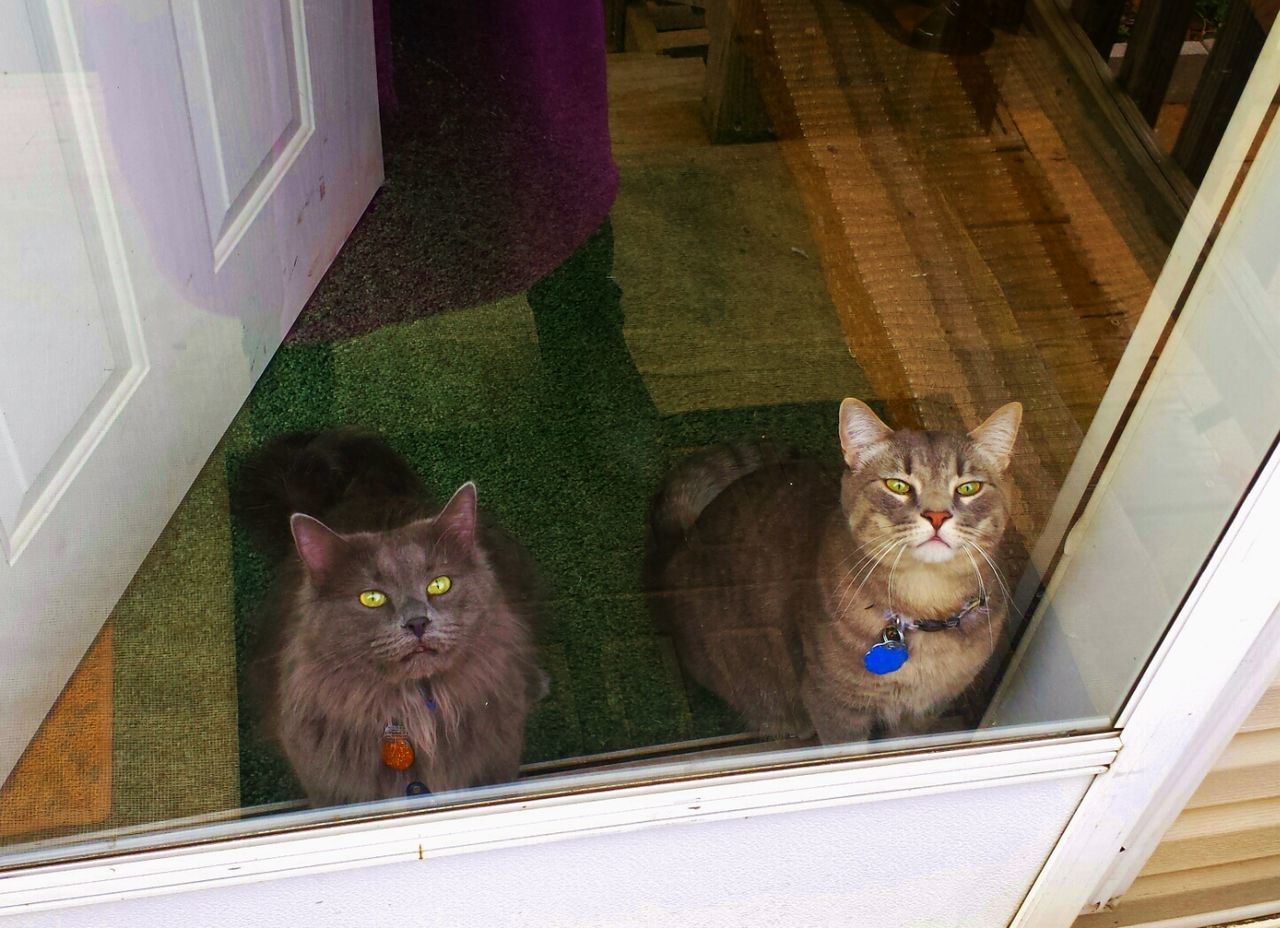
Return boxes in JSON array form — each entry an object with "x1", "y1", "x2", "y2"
[
  {"x1": 884, "y1": 478, "x2": 912, "y2": 496},
  {"x1": 956, "y1": 481, "x2": 983, "y2": 497},
  {"x1": 427, "y1": 575, "x2": 452, "y2": 596},
  {"x1": 359, "y1": 590, "x2": 387, "y2": 608}
]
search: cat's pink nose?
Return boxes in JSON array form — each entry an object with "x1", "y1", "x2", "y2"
[
  {"x1": 403, "y1": 616, "x2": 429, "y2": 639},
  {"x1": 922, "y1": 510, "x2": 952, "y2": 530}
]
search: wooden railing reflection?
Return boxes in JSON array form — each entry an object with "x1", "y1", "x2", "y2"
[{"x1": 1070, "y1": 0, "x2": 1275, "y2": 182}]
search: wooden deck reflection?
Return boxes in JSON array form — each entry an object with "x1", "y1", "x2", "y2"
[{"x1": 614, "y1": 0, "x2": 1179, "y2": 588}]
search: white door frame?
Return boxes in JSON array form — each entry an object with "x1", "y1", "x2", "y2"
[
  {"x1": 1011, "y1": 437, "x2": 1280, "y2": 925},
  {"x1": 1012, "y1": 20, "x2": 1280, "y2": 916}
]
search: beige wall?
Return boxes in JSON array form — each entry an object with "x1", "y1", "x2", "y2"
[{"x1": 1075, "y1": 673, "x2": 1280, "y2": 927}]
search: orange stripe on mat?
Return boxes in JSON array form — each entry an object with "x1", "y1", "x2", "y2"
[{"x1": 0, "y1": 623, "x2": 112, "y2": 839}]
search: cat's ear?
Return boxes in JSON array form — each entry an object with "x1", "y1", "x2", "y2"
[
  {"x1": 290, "y1": 514, "x2": 348, "y2": 583},
  {"x1": 969, "y1": 402, "x2": 1023, "y2": 472},
  {"x1": 839, "y1": 398, "x2": 894, "y2": 470},
  {"x1": 436, "y1": 482, "x2": 477, "y2": 551}
]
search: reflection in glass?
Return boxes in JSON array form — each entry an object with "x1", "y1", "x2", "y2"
[{"x1": 1, "y1": 0, "x2": 1277, "y2": 868}]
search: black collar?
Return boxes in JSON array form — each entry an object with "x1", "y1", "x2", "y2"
[{"x1": 882, "y1": 596, "x2": 987, "y2": 633}]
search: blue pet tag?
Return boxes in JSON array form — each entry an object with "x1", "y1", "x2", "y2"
[{"x1": 864, "y1": 627, "x2": 909, "y2": 675}]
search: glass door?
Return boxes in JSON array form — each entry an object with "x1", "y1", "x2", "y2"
[{"x1": 2, "y1": 2, "x2": 1278, "y2": 923}]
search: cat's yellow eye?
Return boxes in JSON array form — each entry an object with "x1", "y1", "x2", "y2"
[
  {"x1": 427, "y1": 575, "x2": 452, "y2": 596},
  {"x1": 884, "y1": 478, "x2": 912, "y2": 496},
  {"x1": 956, "y1": 481, "x2": 983, "y2": 497},
  {"x1": 359, "y1": 590, "x2": 387, "y2": 608}
]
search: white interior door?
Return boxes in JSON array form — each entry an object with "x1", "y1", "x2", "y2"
[{"x1": 0, "y1": 0, "x2": 382, "y2": 783}]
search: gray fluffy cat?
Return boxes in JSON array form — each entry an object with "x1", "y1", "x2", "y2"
[
  {"x1": 239, "y1": 430, "x2": 545, "y2": 806},
  {"x1": 646, "y1": 399, "x2": 1022, "y2": 744}
]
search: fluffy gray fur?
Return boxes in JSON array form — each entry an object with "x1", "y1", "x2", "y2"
[{"x1": 240, "y1": 430, "x2": 544, "y2": 806}]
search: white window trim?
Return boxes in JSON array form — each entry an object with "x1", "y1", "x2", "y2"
[{"x1": 0, "y1": 732, "x2": 1118, "y2": 915}]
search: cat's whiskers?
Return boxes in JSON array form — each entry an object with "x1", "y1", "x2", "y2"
[
  {"x1": 304, "y1": 622, "x2": 425, "y2": 669},
  {"x1": 886, "y1": 542, "x2": 909, "y2": 618},
  {"x1": 835, "y1": 535, "x2": 907, "y2": 616},
  {"x1": 961, "y1": 543, "x2": 993, "y2": 652},
  {"x1": 961, "y1": 537, "x2": 1022, "y2": 618},
  {"x1": 835, "y1": 534, "x2": 904, "y2": 596},
  {"x1": 834, "y1": 545, "x2": 894, "y2": 619},
  {"x1": 850, "y1": 525, "x2": 905, "y2": 555},
  {"x1": 967, "y1": 541, "x2": 1015, "y2": 612},
  {"x1": 958, "y1": 542, "x2": 988, "y2": 604},
  {"x1": 839, "y1": 536, "x2": 907, "y2": 618},
  {"x1": 312, "y1": 641, "x2": 389, "y2": 673},
  {"x1": 829, "y1": 526, "x2": 904, "y2": 578},
  {"x1": 832, "y1": 533, "x2": 902, "y2": 601}
]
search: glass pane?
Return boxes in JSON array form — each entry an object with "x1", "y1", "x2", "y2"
[{"x1": 1, "y1": 0, "x2": 1277, "y2": 867}]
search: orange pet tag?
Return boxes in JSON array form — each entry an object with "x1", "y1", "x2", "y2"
[{"x1": 382, "y1": 722, "x2": 415, "y2": 770}]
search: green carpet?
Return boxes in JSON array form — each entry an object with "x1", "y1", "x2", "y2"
[
  {"x1": 106, "y1": 445, "x2": 242, "y2": 829},
  {"x1": 229, "y1": 219, "x2": 867, "y2": 805},
  {"x1": 95, "y1": 71, "x2": 871, "y2": 814},
  {"x1": 615, "y1": 145, "x2": 862, "y2": 416}
]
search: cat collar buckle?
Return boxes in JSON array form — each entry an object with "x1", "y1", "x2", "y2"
[{"x1": 864, "y1": 624, "x2": 910, "y2": 675}]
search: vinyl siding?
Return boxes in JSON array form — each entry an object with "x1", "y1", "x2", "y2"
[{"x1": 1075, "y1": 674, "x2": 1280, "y2": 927}]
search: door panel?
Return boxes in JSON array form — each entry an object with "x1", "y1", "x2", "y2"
[
  {"x1": 0, "y1": 70, "x2": 143, "y2": 546},
  {"x1": 171, "y1": 0, "x2": 313, "y2": 266},
  {"x1": 0, "y1": 0, "x2": 381, "y2": 783}
]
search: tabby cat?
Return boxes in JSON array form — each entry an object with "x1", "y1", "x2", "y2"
[
  {"x1": 238, "y1": 430, "x2": 545, "y2": 806},
  {"x1": 645, "y1": 399, "x2": 1022, "y2": 743}
]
